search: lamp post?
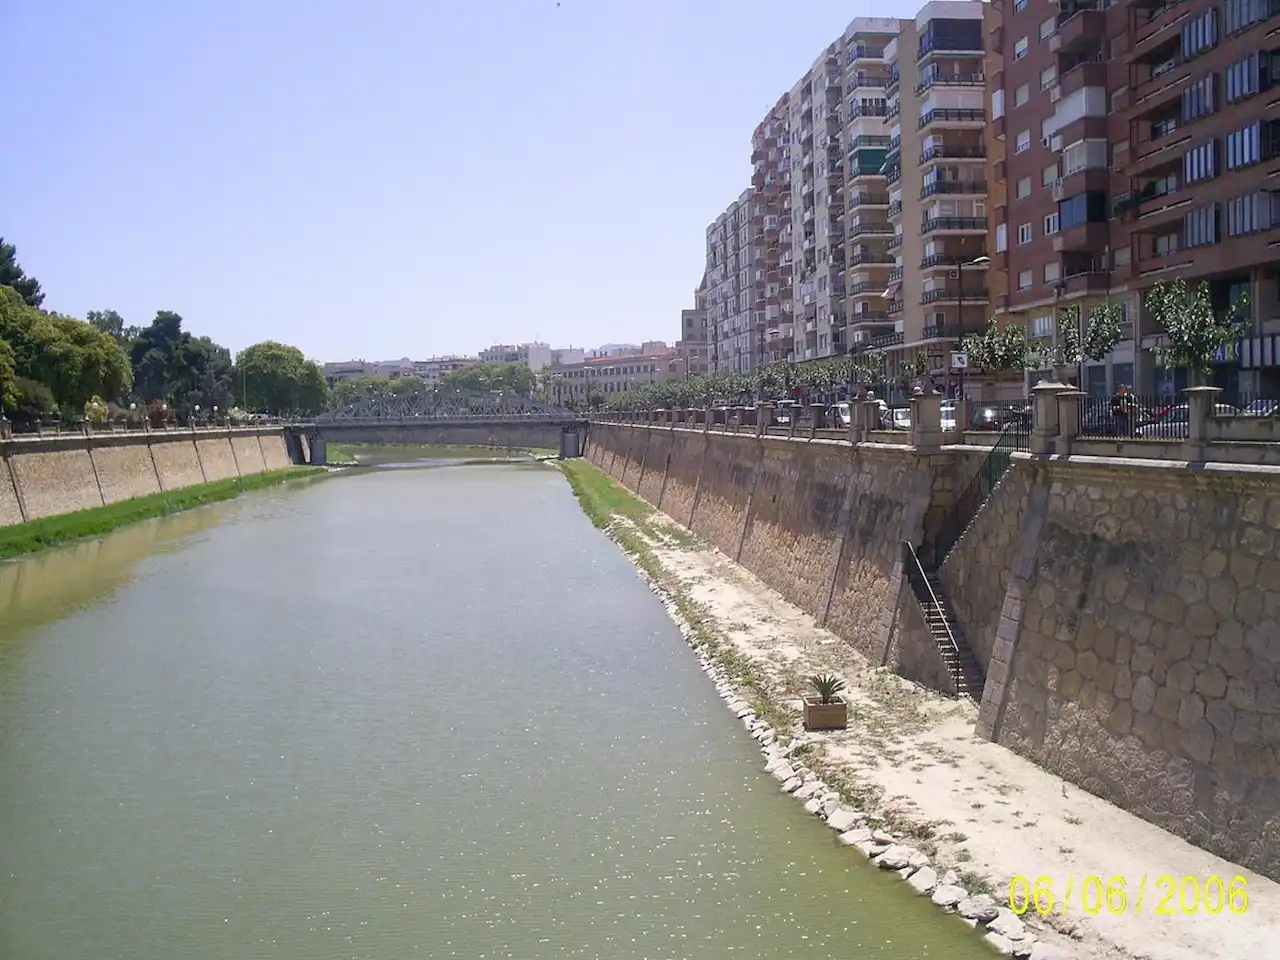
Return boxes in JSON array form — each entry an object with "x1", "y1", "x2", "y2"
[{"x1": 955, "y1": 255, "x2": 990, "y2": 400}]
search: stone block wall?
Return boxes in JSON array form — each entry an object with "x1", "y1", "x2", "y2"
[
  {"x1": 990, "y1": 459, "x2": 1280, "y2": 880},
  {"x1": 0, "y1": 428, "x2": 296, "y2": 527}
]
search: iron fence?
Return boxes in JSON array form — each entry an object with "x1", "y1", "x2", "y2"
[{"x1": 1076, "y1": 392, "x2": 1280, "y2": 441}]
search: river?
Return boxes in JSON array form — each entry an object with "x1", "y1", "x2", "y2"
[{"x1": 0, "y1": 455, "x2": 991, "y2": 959}]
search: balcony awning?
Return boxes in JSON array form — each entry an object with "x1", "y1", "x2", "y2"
[{"x1": 881, "y1": 279, "x2": 902, "y2": 300}]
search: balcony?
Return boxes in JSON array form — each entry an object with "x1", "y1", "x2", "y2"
[
  {"x1": 847, "y1": 44, "x2": 886, "y2": 66},
  {"x1": 915, "y1": 72, "x2": 985, "y2": 95},
  {"x1": 1060, "y1": 270, "x2": 1110, "y2": 295},
  {"x1": 1057, "y1": 9, "x2": 1105, "y2": 53},
  {"x1": 1059, "y1": 59, "x2": 1106, "y2": 97},
  {"x1": 919, "y1": 324, "x2": 975, "y2": 341},
  {"x1": 849, "y1": 192, "x2": 890, "y2": 209},
  {"x1": 886, "y1": 301, "x2": 905, "y2": 316},
  {"x1": 863, "y1": 331, "x2": 904, "y2": 349},
  {"x1": 1059, "y1": 166, "x2": 1108, "y2": 195},
  {"x1": 917, "y1": 38, "x2": 984, "y2": 63},
  {"x1": 847, "y1": 74, "x2": 891, "y2": 92},
  {"x1": 917, "y1": 108, "x2": 986, "y2": 131},
  {"x1": 920, "y1": 180, "x2": 986, "y2": 199},
  {"x1": 920, "y1": 253, "x2": 989, "y2": 270},
  {"x1": 887, "y1": 234, "x2": 904, "y2": 250},
  {"x1": 921, "y1": 287, "x2": 990, "y2": 304},
  {"x1": 921, "y1": 216, "x2": 986, "y2": 235},
  {"x1": 1130, "y1": 1, "x2": 1192, "y2": 58},
  {"x1": 849, "y1": 251, "x2": 895, "y2": 266},
  {"x1": 848, "y1": 281, "x2": 881, "y2": 296},
  {"x1": 1053, "y1": 220, "x2": 1108, "y2": 251},
  {"x1": 848, "y1": 311, "x2": 890, "y2": 326},
  {"x1": 888, "y1": 200, "x2": 903, "y2": 217},
  {"x1": 889, "y1": 266, "x2": 904, "y2": 280},
  {"x1": 849, "y1": 222, "x2": 894, "y2": 238},
  {"x1": 919, "y1": 144, "x2": 986, "y2": 165}
]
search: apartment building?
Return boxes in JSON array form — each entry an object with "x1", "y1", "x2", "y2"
[
  {"x1": 412, "y1": 356, "x2": 477, "y2": 382},
  {"x1": 700, "y1": 189, "x2": 757, "y2": 372},
  {"x1": 479, "y1": 342, "x2": 554, "y2": 370},
  {"x1": 676, "y1": 306, "x2": 710, "y2": 376},
  {"x1": 991, "y1": 0, "x2": 1280, "y2": 399},
  {"x1": 552, "y1": 351, "x2": 680, "y2": 404},
  {"x1": 787, "y1": 20, "x2": 903, "y2": 363},
  {"x1": 884, "y1": 2, "x2": 992, "y2": 382},
  {"x1": 753, "y1": 96, "x2": 794, "y2": 366}
]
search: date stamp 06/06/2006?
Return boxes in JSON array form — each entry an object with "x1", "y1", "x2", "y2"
[{"x1": 1008, "y1": 875, "x2": 1250, "y2": 917}]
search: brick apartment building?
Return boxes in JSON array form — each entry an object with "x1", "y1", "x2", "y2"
[{"x1": 990, "y1": 0, "x2": 1280, "y2": 399}]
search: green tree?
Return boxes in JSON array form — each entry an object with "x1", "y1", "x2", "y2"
[
  {"x1": 128, "y1": 311, "x2": 234, "y2": 411},
  {"x1": 1145, "y1": 278, "x2": 1250, "y2": 384},
  {"x1": 961, "y1": 319, "x2": 1034, "y2": 374},
  {"x1": 235, "y1": 340, "x2": 329, "y2": 415},
  {"x1": 0, "y1": 338, "x2": 17, "y2": 409},
  {"x1": 441, "y1": 361, "x2": 537, "y2": 397},
  {"x1": 0, "y1": 238, "x2": 45, "y2": 308},
  {"x1": 1056, "y1": 301, "x2": 1126, "y2": 384}
]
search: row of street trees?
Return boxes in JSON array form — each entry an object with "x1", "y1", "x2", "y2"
[
  {"x1": 328, "y1": 361, "x2": 539, "y2": 409},
  {"x1": 1, "y1": 238, "x2": 331, "y2": 425},
  {"x1": 597, "y1": 278, "x2": 1249, "y2": 413}
]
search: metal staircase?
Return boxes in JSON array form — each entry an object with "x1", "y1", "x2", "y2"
[{"x1": 901, "y1": 540, "x2": 985, "y2": 699}]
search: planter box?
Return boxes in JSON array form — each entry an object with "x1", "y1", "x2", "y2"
[{"x1": 803, "y1": 697, "x2": 848, "y2": 731}]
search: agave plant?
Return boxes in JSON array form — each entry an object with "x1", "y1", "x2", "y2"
[{"x1": 808, "y1": 673, "x2": 847, "y2": 704}]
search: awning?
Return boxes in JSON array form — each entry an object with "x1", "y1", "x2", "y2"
[{"x1": 881, "y1": 279, "x2": 902, "y2": 300}]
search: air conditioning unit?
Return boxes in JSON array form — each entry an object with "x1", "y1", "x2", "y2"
[
  {"x1": 1049, "y1": 84, "x2": 1062, "y2": 103},
  {"x1": 1041, "y1": 136, "x2": 1053, "y2": 149}
]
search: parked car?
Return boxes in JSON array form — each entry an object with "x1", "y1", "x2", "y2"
[
  {"x1": 971, "y1": 402, "x2": 1030, "y2": 430},
  {"x1": 940, "y1": 400, "x2": 957, "y2": 432},
  {"x1": 1134, "y1": 403, "x2": 1240, "y2": 439},
  {"x1": 773, "y1": 400, "x2": 799, "y2": 425},
  {"x1": 1243, "y1": 399, "x2": 1279, "y2": 417},
  {"x1": 883, "y1": 407, "x2": 912, "y2": 431}
]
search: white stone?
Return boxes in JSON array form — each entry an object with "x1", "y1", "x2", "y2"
[
  {"x1": 803, "y1": 797, "x2": 825, "y2": 815},
  {"x1": 853, "y1": 839, "x2": 878, "y2": 857},
  {"x1": 741, "y1": 716, "x2": 755, "y2": 730},
  {"x1": 764, "y1": 756, "x2": 788, "y2": 774},
  {"x1": 874, "y1": 844, "x2": 918, "y2": 871},
  {"x1": 825, "y1": 807, "x2": 863, "y2": 832},
  {"x1": 931, "y1": 884, "x2": 967, "y2": 908},
  {"x1": 897, "y1": 866, "x2": 915, "y2": 879},
  {"x1": 958, "y1": 894, "x2": 1000, "y2": 923},
  {"x1": 1028, "y1": 943, "x2": 1066, "y2": 960},
  {"x1": 818, "y1": 797, "x2": 842, "y2": 817},
  {"x1": 1011, "y1": 938, "x2": 1037, "y2": 958},
  {"x1": 962, "y1": 918, "x2": 978, "y2": 929},
  {"x1": 871, "y1": 828, "x2": 894, "y2": 844},
  {"x1": 794, "y1": 782, "x2": 823, "y2": 801},
  {"x1": 907, "y1": 866, "x2": 938, "y2": 895},
  {"x1": 941, "y1": 869, "x2": 960, "y2": 886},
  {"x1": 987, "y1": 908, "x2": 1028, "y2": 941},
  {"x1": 781, "y1": 776, "x2": 802, "y2": 793},
  {"x1": 983, "y1": 936, "x2": 1013, "y2": 957},
  {"x1": 837, "y1": 826, "x2": 872, "y2": 846}
]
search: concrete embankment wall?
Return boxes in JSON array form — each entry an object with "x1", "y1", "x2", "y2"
[
  {"x1": 0, "y1": 427, "x2": 295, "y2": 526},
  {"x1": 585, "y1": 421, "x2": 1280, "y2": 880}
]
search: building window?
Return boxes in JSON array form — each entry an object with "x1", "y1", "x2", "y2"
[
  {"x1": 1184, "y1": 139, "x2": 1219, "y2": 183},
  {"x1": 1184, "y1": 202, "x2": 1221, "y2": 248},
  {"x1": 1225, "y1": 0, "x2": 1278, "y2": 34},
  {"x1": 1018, "y1": 222, "x2": 1034, "y2": 244},
  {"x1": 1041, "y1": 66, "x2": 1057, "y2": 90},
  {"x1": 1031, "y1": 314, "x2": 1054, "y2": 338},
  {"x1": 1226, "y1": 190, "x2": 1277, "y2": 236},
  {"x1": 1015, "y1": 0, "x2": 1028, "y2": 8},
  {"x1": 1018, "y1": 269, "x2": 1033, "y2": 290},
  {"x1": 1181, "y1": 8, "x2": 1219, "y2": 59},
  {"x1": 1039, "y1": 17, "x2": 1056, "y2": 41},
  {"x1": 1014, "y1": 37, "x2": 1029, "y2": 60},
  {"x1": 995, "y1": 223, "x2": 1008, "y2": 252},
  {"x1": 1044, "y1": 212, "x2": 1060, "y2": 234},
  {"x1": 1017, "y1": 177, "x2": 1032, "y2": 199},
  {"x1": 1180, "y1": 74, "x2": 1217, "y2": 122},
  {"x1": 1016, "y1": 130, "x2": 1031, "y2": 153},
  {"x1": 1058, "y1": 191, "x2": 1108, "y2": 229},
  {"x1": 1042, "y1": 164, "x2": 1059, "y2": 186},
  {"x1": 1225, "y1": 53, "x2": 1273, "y2": 103},
  {"x1": 1226, "y1": 121, "x2": 1272, "y2": 169},
  {"x1": 1015, "y1": 83, "x2": 1030, "y2": 106},
  {"x1": 1044, "y1": 261, "x2": 1060, "y2": 283}
]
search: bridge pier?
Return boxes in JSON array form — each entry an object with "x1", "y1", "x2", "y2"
[
  {"x1": 308, "y1": 435, "x2": 327, "y2": 466},
  {"x1": 284, "y1": 429, "x2": 308, "y2": 465},
  {"x1": 559, "y1": 425, "x2": 585, "y2": 459}
]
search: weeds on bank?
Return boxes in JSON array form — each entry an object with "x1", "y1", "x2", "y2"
[
  {"x1": 0, "y1": 467, "x2": 326, "y2": 560},
  {"x1": 558, "y1": 458, "x2": 997, "y2": 894}
]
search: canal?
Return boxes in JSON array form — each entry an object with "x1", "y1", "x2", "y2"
[{"x1": 0, "y1": 456, "x2": 992, "y2": 959}]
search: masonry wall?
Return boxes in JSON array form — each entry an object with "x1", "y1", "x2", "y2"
[
  {"x1": 585, "y1": 421, "x2": 1280, "y2": 880},
  {"x1": 0, "y1": 428, "x2": 295, "y2": 527}
]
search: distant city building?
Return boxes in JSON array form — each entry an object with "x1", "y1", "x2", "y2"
[
  {"x1": 412, "y1": 355, "x2": 477, "y2": 381},
  {"x1": 479, "y1": 342, "x2": 554, "y2": 370},
  {"x1": 676, "y1": 306, "x2": 709, "y2": 376},
  {"x1": 550, "y1": 350, "x2": 682, "y2": 403},
  {"x1": 552, "y1": 347, "x2": 586, "y2": 367}
]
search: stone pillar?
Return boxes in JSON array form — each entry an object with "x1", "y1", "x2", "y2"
[
  {"x1": 756, "y1": 401, "x2": 773, "y2": 436},
  {"x1": 1054, "y1": 390, "x2": 1087, "y2": 455},
  {"x1": 310, "y1": 435, "x2": 327, "y2": 465},
  {"x1": 910, "y1": 391, "x2": 942, "y2": 451},
  {"x1": 863, "y1": 398, "x2": 883, "y2": 440},
  {"x1": 847, "y1": 399, "x2": 865, "y2": 444},
  {"x1": 1184, "y1": 385, "x2": 1222, "y2": 459},
  {"x1": 734, "y1": 406, "x2": 748, "y2": 431},
  {"x1": 808, "y1": 403, "x2": 825, "y2": 438},
  {"x1": 952, "y1": 398, "x2": 971, "y2": 438},
  {"x1": 1030, "y1": 380, "x2": 1071, "y2": 455}
]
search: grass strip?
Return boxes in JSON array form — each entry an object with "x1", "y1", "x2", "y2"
[{"x1": 0, "y1": 467, "x2": 327, "y2": 560}]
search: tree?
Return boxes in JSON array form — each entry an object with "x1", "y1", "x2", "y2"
[
  {"x1": 1056, "y1": 300, "x2": 1126, "y2": 385},
  {"x1": 234, "y1": 340, "x2": 329, "y2": 415},
  {"x1": 1145, "y1": 278, "x2": 1250, "y2": 384},
  {"x1": 961, "y1": 319, "x2": 1034, "y2": 374},
  {"x1": 441, "y1": 361, "x2": 537, "y2": 397},
  {"x1": 0, "y1": 338, "x2": 16, "y2": 409},
  {"x1": 0, "y1": 238, "x2": 45, "y2": 308},
  {"x1": 87, "y1": 309, "x2": 140, "y2": 346}
]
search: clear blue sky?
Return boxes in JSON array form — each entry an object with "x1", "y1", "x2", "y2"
[{"x1": 4, "y1": 0, "x2": 912, "y2": 362}]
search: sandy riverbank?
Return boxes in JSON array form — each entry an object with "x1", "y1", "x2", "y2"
[{"x1": 559, "y1": 460, "x2": 1280, "y2": 960}]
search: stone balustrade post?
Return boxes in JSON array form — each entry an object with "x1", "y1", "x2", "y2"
[
  {"x1": 1184, "y1": 385, "x2": 1221, "y2": 459},
  {"x1": 952, "y1": 398, "x2": 971, "y2": 438},
  {"x1": 1055, "y1": 390, "x2": 1087, "y2": 455},
  {"x1": 1030, "y1": 380, "x2": 1071, "y2": 455},
  {"x1": 809, "y1": 403, "x2": 825, "y2": 438},
  {"x1": 910, "y1": 390, "x2": 942, "y2": 451},
  {"x1": 756, "y1": 401, "x2": 773, "y2": 436},
  {"x1": 847, "y1": 398, "x2": 865, "y2": 443},
  {"x1": 862, "y1": 398, "x2": 883, "y2": 441}
]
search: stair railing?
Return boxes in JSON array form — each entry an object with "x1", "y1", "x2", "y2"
[
  {"x1": 925, "y1": 419, "x2": 1028, "y2": 569},
  {"x1": 901, "y1": 539, "x2": 960, "y2": 661}
]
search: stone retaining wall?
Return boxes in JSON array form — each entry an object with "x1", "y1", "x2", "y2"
[
  {"x1": 585, "y1": 421, "x2": 1280, "y2": 880},
  {"x1": 0, "y1": 428, "x2": 294, "y2": 527}
]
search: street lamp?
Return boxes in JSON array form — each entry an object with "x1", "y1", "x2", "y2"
[{"x1": 954, "y1": 255, "x2": 990, "y2": 399}]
